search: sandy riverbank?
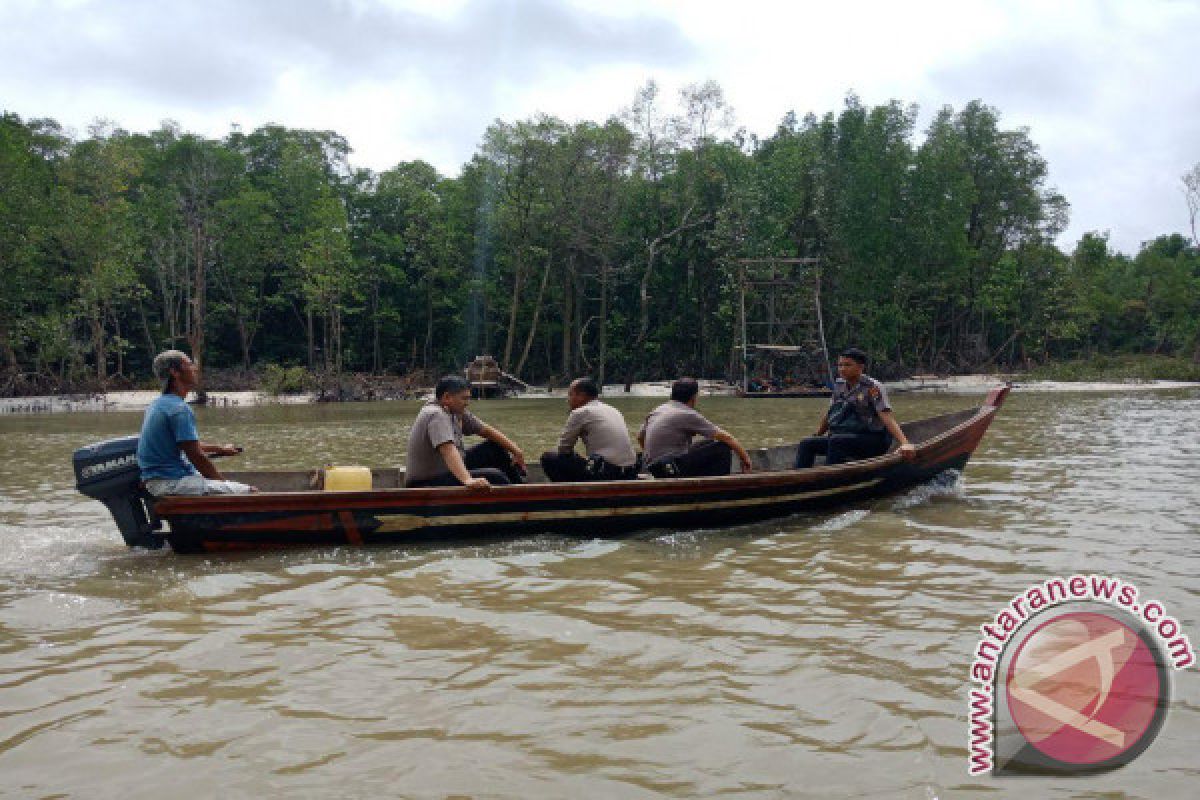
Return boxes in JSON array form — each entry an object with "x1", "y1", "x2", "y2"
[
  {"x1": 3, "y1": 375, "x2": 1198, "y2": 415},
  {"x1": 0, "y1": 390, "x2": 314, "y2": 415},
  {"x1": 888, "y1": 375, "x2": 1200, "y2": 393},
  {"x1": 585, "y1": 375, "x2": 1200, "y2": 397}
]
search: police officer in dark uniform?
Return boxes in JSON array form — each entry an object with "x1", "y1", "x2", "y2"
[{"x1": 794, "y1": 348, "x2": 916, "y2": 468}]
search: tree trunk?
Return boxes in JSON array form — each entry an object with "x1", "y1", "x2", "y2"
[
  {"x1": 188, "y1": 228, "x2": 207, "y2": 403},
  {"x1": 637, "y1": 245, "x2": 656, "y2": 348},
  {"x1": 90, "y1": 313, "x2": 106, "y2": 383},
  {"x1": 424, "y1": 283, "x2": 434, "y2": 368},
  {"x1": 371, "y1": 274, "x2": 381, "y2": 373},
  {"x1": 334, "y1": 302, "x2": 343, "y2": 396},
  {"x1": 598, "y1": 261, "x2": 609, "y2": 387},
  {"x1": 307, "y1": 308, "x2": 315, "y2": 369},
  {"x1": 514, "y1": 252, "x2": 554, "y2": 379},
  {"x1": 322, "y1": 307, "x2": 334, "y2": 398},
  {"x1": 502, "y1": 255, "x2": 524, "y2": 368},
  {"x1": 137, "y1": 300, "x2": 157, "y2": 366},
  {"x1": 573, "y1": 274, "x2": 584, "y2": 375},
  {"x1": 560, "y1": 260, "x2": 573, "y2": 379},
  {"x1": 0, "y1": 323, "x2": 17, "y2": 371},
  {"x1": 636, "y1": 206, "x2": 706, "y2": 349},
  {"x1": 113, "y1": 311, "x2": 124, "y2": 377},
  {"x1": 237, "y1": 319, "x2": 252, "y2": 370}
]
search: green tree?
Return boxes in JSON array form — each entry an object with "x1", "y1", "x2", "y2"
[
  {"x1": 56, "y1": 123, "x2": 145, "y2": 383},
  {"x1": 212, "y1": 185, "x2": 278, "y2": 369},
  {"x1": 299, "y1": 195, "x2": 355, "y2": 385},
  {"x1": 231, "y1": 127, "x2": 350, "y2": 368},
  {"x1": 0, "y1": 113, "x2": 67, "y2": 377}
]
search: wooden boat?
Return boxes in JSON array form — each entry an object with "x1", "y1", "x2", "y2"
[{"x1": 73, "y1": 386, "x2": 1010, "y2": 553}]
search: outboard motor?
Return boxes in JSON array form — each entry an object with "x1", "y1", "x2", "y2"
[{"x1": 72, "y1": 436, "x2": 164, "y2": 549}]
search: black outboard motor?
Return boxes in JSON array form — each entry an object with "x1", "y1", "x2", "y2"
[{"x1": 73, "y1": 436, "x2": 164, "y2": 549}]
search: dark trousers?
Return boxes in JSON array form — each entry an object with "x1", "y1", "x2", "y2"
[
  {"x1": 794, "y1": 432, "x2": 889, "y2": 469},
  {"x1": 647, "y1": 440, "x2": 733, "y2": 478},
  {"x1": 408, "y1": 440, "x2": 524, "y2": 487},
  {"x1": 540, "y1": 452, "x2": 640, "y2": 483}
]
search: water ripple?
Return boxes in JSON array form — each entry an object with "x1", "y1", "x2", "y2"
[{"x1": 1, "y1": 391, "x2": 1198, "y2": 797}]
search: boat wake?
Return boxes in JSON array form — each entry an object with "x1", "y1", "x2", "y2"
[
  {"x1": 811, "y1": 509, "x2": 870, "y2": 532},
  {"x1": 890, "y1": 469, "x2": 964, "y2": 510}
]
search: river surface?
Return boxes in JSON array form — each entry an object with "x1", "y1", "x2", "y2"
[{"x1": 1, "y1": 391, "x2": 1198, "y2": 798}]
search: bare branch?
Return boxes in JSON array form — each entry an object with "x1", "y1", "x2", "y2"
[{"x1": 1183, "y1": 163, "x2": 1200, "y2": 246}]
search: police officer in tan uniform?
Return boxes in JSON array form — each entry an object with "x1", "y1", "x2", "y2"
[
  {"x1": 540, "y1": 377, "x2": 640, "y2": 482},
  {"x1": 405, "y1": 375, "x2": 527, "y2": 488},
  {"x1": 640, "y1": 378, "x2": 753, "y2": 478},
  {"x1": 794, "y1": 348, "x2": 915, "y2": 468}
]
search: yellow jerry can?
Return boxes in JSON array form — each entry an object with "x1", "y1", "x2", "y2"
[{"x1": 323, "y1": 466, "x2": 373, "y2": 492}]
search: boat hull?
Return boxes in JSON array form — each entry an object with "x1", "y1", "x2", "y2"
[{"x1": 153, "y1": 389, "x2": 1006, "y2": 552}]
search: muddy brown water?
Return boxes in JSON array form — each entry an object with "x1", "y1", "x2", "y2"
[{"x1": 1, "y1": 391, "x2": 1198, "y2": 798}]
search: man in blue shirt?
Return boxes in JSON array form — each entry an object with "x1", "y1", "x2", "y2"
[{"x1": 137, "y1": 350, "x2": 255, "y2": 496}]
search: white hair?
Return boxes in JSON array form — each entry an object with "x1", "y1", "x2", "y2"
[{"x1": 152, "y1": 350, "x2": 190, "y2": 390}]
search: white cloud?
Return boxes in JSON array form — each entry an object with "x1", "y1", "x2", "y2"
[{"x1": 1, "y1": 0, "x2": 1196, "y2": 253}]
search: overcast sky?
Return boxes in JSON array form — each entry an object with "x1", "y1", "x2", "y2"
[{"x1": 2, "y1": 0, "x2": 1197, "y2": 253}]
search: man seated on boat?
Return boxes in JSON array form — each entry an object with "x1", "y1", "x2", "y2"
[
  {"x1": 136, "y1": 350, "x2": 256, "y2": 497},
  {"x1": 540, "y1": 377, "x2": 639, "y2": 482},
  {"x1": 639, "y1": 378, "x2": 753, "y2": 478},
  {"x1": 404, "y1": 375, "x2": 527, "y2": 489},
  {"x1": 793, "y1": 348, "x2": 915, "y2": 469}
]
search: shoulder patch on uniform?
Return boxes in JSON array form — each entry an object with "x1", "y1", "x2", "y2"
[{"x1": 869, "y1": 386, "x2": 880, "y2": 398}]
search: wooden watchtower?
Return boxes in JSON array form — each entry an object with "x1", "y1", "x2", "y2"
[{"x1": 735, "y1": 258, "x2": 833, "y2": 395}]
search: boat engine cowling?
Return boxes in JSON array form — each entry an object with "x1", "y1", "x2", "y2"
[{"x1": 72, "y1": 436, "x2": 164, "y2": 549}]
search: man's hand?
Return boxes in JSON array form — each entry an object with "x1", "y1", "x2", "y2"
[
  {"x1": 218, "y1": 443, "x2": 243, "y2": 456},
  {"x1": 465, "y1": 477, "x2": 492, "y2": 491},
  {"x1": 480, "y1": 425, "x2": 526, "y2": 474},
  {"x1": 739, "y1": 457, "x2": 753, "y2": 474},
  {"x1": 898, "y1": 443, "x2": 917, "y2": 461}
]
